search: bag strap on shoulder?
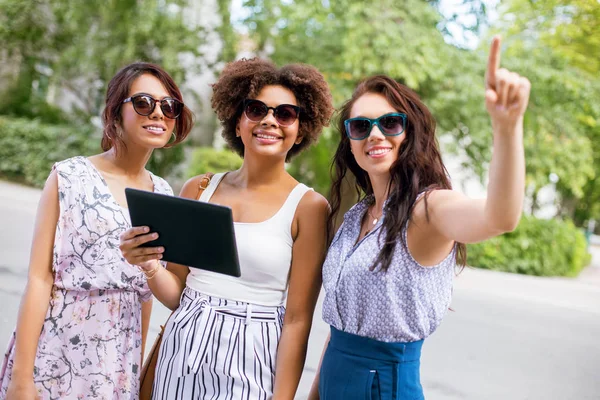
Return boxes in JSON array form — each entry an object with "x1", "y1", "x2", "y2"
[{"x1": 197, "y1": 172, "x2": 215, "y2": 200}]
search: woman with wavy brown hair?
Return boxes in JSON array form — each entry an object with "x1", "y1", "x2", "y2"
[
  {"x1": 119, "y1": 58, "x2": 334, "y2": 399},
  {"x1": 309, "y1": 37, "x2": 531, "y2": 399}
]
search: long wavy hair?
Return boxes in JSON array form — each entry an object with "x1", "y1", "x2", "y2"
[{"x1": 328, "y1": 75, "x2": 467, "y2": 271}]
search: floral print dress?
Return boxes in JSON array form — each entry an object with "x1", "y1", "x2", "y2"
[{"x1": 0, "y1": 156, "x2": 173, "y2": 399}]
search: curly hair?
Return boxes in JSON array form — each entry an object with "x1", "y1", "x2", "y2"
[{"x1": 211, "y1": 58, "x2": 334, "y2": 161}]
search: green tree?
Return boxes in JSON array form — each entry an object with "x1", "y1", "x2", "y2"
[
  {"x1": 242, "y1": 0, "x2": 489, "y2": 195},
  {"x1": 242, "y1": 0, "x2": 599, "y2": 227},
  {"x1": 0, "y1": 0, "x2": 205, "y2": 177},
  {"x1": 216, "y1": 0, "x2": 239, "y2": 64},
  {"x1": 500, "y1": 0, "x2": 599, "y2": 76},
  {"x1": 0, "y1": 0, "x2": 204, "y2": 120},
  {"x1": 244, "y1": 0, "x2": 463, "y2": 101},
  {"x1": 493, "y1": 0, "x2": 599, "y2": 221}
]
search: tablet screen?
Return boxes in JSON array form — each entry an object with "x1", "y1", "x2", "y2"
[{"x1": 125, "y1": 188, "x2": 241, "y2": 277}]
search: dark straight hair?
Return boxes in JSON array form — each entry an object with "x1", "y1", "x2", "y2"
[
  {"x1": 328, "y1": 75, "x2": 467, "y2": 271},
  {"x1": 101, "y1": 62, "x2": 193, "y2": 154}
]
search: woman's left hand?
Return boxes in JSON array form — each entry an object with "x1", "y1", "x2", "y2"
[{"x1": 485, "y1": 35, "x2": 531, "y2": 131}]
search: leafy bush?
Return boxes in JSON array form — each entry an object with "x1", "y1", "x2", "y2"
[
  {"x1": 187, "y1": 147, "x2": 243, "y2": 177},
  {"x1": 147, "y1": 143, "x2": 186, "y2": 180},
  {"x1": 0, "y1": 117, "x2": 98, "y2": 187},
  {"x1": 0, "y1": 117, "x2": 187, "y2": 187},
  {"x1": 468, "y1": 215, "x2": 591, "y2": 277},
  {"x1": 288, "y1": 127, "x2": 337, "y2": 196}
]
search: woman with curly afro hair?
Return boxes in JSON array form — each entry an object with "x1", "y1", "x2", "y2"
[{"x1": 120, "y1": 58, "x2": 334, "y2": 399}]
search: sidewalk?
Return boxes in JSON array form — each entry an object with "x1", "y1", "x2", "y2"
[
  {"x1": 0, "y1": 180, "x2": 41, "y2": 275},
  {"x1": 452, "y1": 243, "x2": 600, "y2": 316},
  {"x1": 578, "y1": 243, "x2": 600, "y2": 286},
  {"x1": 0, "y1": 179, "x2": 42, "y2": 211}
]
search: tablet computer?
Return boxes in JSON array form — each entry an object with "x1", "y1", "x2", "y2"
[{"x1": 125, "y1": 188, "x2": 241, "y2": 277}]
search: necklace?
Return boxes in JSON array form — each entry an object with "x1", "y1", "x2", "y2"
[
  {"x1": 368, "y1": 206, "x2": 382, "y2": 226},
  {"x1": 363, "y1": 206, "x2": 381, "y2": 237}
]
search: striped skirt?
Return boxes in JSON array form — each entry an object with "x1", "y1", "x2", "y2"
[{"x1": 152, "y1": 287, "x2": 285, "y2": 399}]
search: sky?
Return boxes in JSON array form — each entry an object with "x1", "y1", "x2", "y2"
[{"x1": 437, "y1": 0, "x2": 500, "y2": 49}]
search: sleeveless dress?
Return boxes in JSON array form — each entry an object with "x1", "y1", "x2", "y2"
[
  {"x1": 152, "y1": 172, "x2": 312, "y2": 399},
  {"x1": 0, "y1": 156, "x2": 173, "y2": 400}
]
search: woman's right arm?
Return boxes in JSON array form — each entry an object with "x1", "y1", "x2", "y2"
[
  {"x1": 119, "y1": 176, "x2": 208, "y2": 310},
  {"x1": 7, "y1": 171, "x2": 60, "y2": 399}
]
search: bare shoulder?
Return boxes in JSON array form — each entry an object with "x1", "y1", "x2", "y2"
[
  {"x1": 40, "y1": 169, "x2": 60, "y2": 202},
  {"x1": 179, "y1": 173, "x2": 213, "y2": 198},
  {"x1": 46, "y1": 169, "x2": 59, "y2": 188},
  {"x1": 297, "y1": 190, "x2": 330, "y2": 218},
  {"x1": 293, "y1": 189, "x2": 329, "y2": 242},
  {"x1": 412, "y1": 189, "x2": 466, "y2": 223}
]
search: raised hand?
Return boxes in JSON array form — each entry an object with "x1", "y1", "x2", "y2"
[{"x1": 485, "y1": 35, "x2": 531, "y2": 130}]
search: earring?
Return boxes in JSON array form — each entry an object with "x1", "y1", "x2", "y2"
[{"x1": 164, "y1": 131, "x2": 176, "y2": 146}]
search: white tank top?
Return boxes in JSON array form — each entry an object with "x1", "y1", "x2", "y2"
[{"x1": 186, "y1": 172, "x2": 312, "y2": 306}]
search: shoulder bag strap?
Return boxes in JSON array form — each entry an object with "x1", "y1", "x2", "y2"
[{"x1": 197, "y1": 172, "x2": 215, "y2": 200}]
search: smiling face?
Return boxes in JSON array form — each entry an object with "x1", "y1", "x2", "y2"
[
  {"x1": 236, "y1": 85, "x2": 302, "y2": 161},
  {"x1": 348, "y1": 92, "x2": 406, "y2": 179},
  {"x1": 118, "y1": 74, "x2": 177, "y2": 150}
]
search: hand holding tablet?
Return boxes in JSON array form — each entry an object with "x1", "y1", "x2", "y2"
[{"x1": 124, "y1": 188, "x2": 241, "y2": 277}]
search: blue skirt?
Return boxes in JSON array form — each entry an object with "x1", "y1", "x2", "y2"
[{"x1": 319, "y1": 326, "x2": 424, "y2": 400}]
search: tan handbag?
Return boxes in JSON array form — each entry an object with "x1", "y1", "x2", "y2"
[
  {"x1": 139, "y1": 323, "x2": 166, "y2": 399},
  {"x1": 139, "y1": 172, "x2": 215, "y2": 400}
]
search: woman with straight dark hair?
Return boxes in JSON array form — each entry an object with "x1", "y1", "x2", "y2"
[
  {"x1": 1, "y1": 62, "x2": 192, "y2": 399},
  {"x1": 309, "y1": 36, "x2": 531, "y2": 399}
]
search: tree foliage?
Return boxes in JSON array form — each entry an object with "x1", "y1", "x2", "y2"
[
  {"x1": 242, "y1": 0, "x2": 599, "y2": 229},
  {"x1": 0, "y1": 0, "x2": 205, "y2": 177},
  {"x1": 500, "y1": 0, "x2": 599, "y2": 76},
  {"x1": 0, "y1": 0, "x2": 204, "y2": 121},
  {"x1": 241, "y1": 0, "x2": 490, "y2": 195},
  {"x1": 243, "y1": 0, "x2": 463, "y2": 102},
  {"x1": 493, "y1": 0, "x2": 600, "y2": 222}
]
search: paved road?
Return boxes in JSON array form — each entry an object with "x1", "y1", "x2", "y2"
[{"x1": 1, "y1": 180, "x2": 599, "y2": 399}]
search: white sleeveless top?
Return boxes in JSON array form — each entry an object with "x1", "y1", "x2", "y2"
[{"x1": 186, "y1": 172, "x2": 312, "y2": 306}]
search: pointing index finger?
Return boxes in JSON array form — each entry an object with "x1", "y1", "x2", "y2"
[{"x1": 486, "y1": 35, "x2": 502, "y2": 89}]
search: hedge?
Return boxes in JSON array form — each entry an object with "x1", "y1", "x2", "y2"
[
  {"x1": 0, "y1": 117, "x2": 98, "y2": 187},
  {"x1": 187, "y1": 147, "x2": 243, "y2": 177},
  {"x1": 467, "y1": 215, "x2": 591, "y2": 277},
  {"x1": 0, "y1": 116, "x2": 184, "y2": 186}
]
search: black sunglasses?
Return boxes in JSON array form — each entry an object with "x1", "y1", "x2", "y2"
[
  {"x1": 123, "y1": 94, "x2": 183, "y2": 119},
  {"x1": 344, "y1": 113, "x2": 407, "y2": 140},
  {"x1": 243, "y1": 99, "x2": 301, "y2": 127}
]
